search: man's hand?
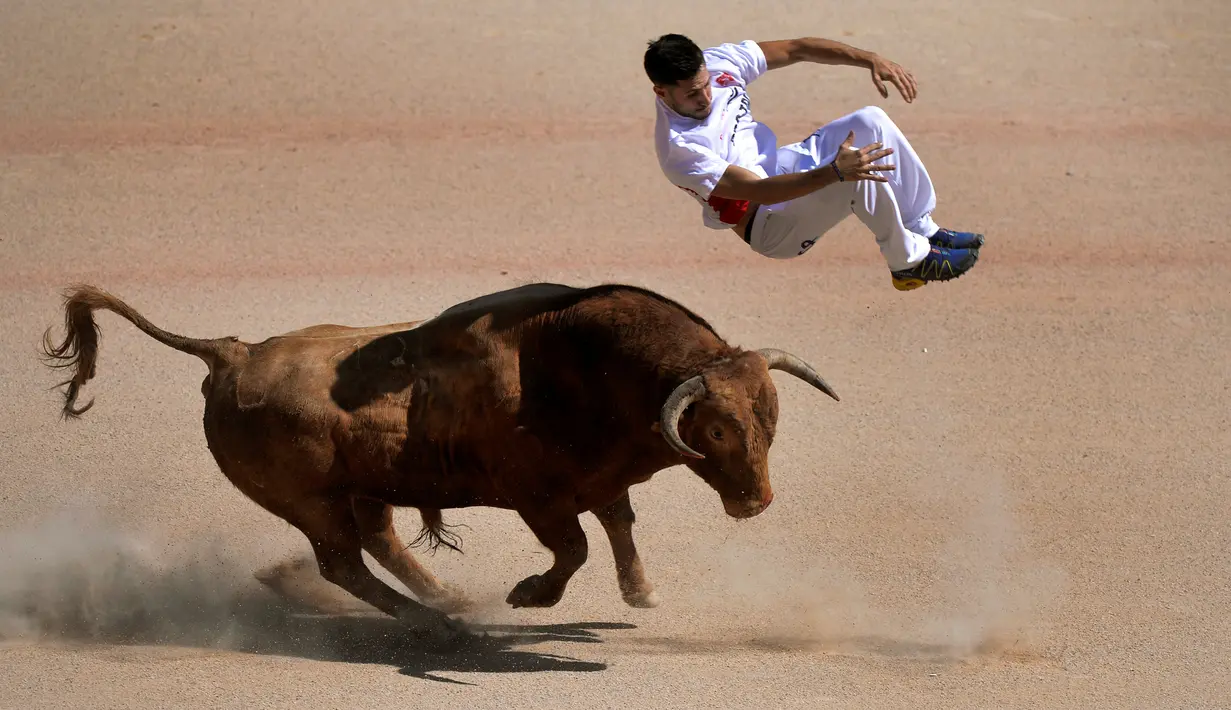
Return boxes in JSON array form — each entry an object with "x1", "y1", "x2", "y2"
[
  {"x1": 868, "y1": 54, "x2": 917, "y2": 103},
  {"x1": 758, "y1": 37, "x2": 919, "y2": 103},
  {"x1": 832, "y1": 131, "x2": 896, "y2": 183}
]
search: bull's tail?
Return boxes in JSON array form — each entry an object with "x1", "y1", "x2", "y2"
[
  {"x1": 410, "y1": 508, "x2": 467, "y2": 555},
  {"x1": 40, "y1": 283, "x2": 247, "y2": 419}
]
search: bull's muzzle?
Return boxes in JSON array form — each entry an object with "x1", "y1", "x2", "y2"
[{"x1": 723, "y1": 488, "x2": 774, "y2": 519}]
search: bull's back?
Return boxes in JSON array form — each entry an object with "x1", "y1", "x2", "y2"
[
  {"x1": 198, "y1": 325, "x2": 428, "y2": 497},
  {"x1": 212, "y1": 314, "x2": 502, "y2": 424},
  {"x1": 201, "y1": 334, "x2": 352, "y2": 458},
  {"x1": 265, "y1": 320, "x2": 424, "y2": 340},
  {"x1": 211, "y1": 318, "x2": 520, "y2": 502}
]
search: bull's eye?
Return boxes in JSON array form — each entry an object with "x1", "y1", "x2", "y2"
[{"x1": 711, "y1": 427, "x2": 724, "y2": 440}]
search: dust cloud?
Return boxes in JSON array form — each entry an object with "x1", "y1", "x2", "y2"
[
  {"x1": 692, "y1": 458, "x2": 1070, "y2": 663},
  {"x1": 0, "y1": 503, "x2": 302, "y2": 651},
  {"x1": 0, "y1": 462, "x2": 1068, "y2": 665}
]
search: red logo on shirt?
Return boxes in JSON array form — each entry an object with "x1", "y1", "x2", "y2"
[{"x1": 714, "y1": 72, "x2": 737, "y2": 87}]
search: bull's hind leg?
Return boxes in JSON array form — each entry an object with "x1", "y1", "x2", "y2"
[
  {"x1": 592, "y1": 492, "x2": 660, "y2": 609},
  {"x1": 506, "y1": 507, "x2": 588, "y2": 609},
  {"x1": 254, "y1": 553, "x2": 367, "y2": 616},
  {"x1": 351, "y1": 497, "x2": 473, "y2": 614},
  {"x1": 283, "y1": 495, "x2": 466, "y2": 640}
]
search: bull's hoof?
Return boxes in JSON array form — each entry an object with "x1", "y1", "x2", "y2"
[
  {"x1": 622, "y1": 588, "x2": 661, "y2": 609},
  {"x1": 505, "y1": 574, "x2": 564, "y2": 608},
  {"x1": 401, "y1": 609, "x2": 483, "y2": 651}
]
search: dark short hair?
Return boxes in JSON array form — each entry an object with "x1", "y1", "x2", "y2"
[{"x1": 644, "y1": 34, "x2": 704, "y2": 86}]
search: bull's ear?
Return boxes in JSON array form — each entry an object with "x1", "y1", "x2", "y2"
[{"x1": 650, "y1": 422, "x2": 662, "y2": 433}]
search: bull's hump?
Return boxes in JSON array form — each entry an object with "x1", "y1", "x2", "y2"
[{"x1": 431, "y1": 283, "x2": 580, "y2": 323}]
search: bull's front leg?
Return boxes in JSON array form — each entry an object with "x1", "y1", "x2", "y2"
[
  {"x1": 506, "y1": 506, "x2": 588, "y2": 608},
  {"x1": 592, "y1": 491, "x2": 660, "y2": 608}
]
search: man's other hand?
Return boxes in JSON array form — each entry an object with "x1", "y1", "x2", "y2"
[{"x1": 869, "y1": 55, "x2": 918, "y2": 102}]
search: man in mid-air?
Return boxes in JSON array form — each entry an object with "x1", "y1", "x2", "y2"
[{"x1": 645, "y1": 33, "x2": 983, "y2": 290}]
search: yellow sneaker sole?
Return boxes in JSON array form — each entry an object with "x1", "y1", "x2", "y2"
[{"x1": 891, "y1": 275, "x2": 926, "y2": 291}]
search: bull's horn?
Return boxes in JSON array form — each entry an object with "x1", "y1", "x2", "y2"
[
  {"x1": 659, "y1": 375, "x2": 706, "y2": 459},
  {"x1": 757, "y1": 348, "x2": 840, "y2": 402}
]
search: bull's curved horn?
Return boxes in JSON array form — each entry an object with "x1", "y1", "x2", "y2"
[
  {"x1": 659, "y1": 375, "x2": 707, "y2": 459},
  {"x1": 757, "y1": 348, "x2": 840, "y2": 402}
]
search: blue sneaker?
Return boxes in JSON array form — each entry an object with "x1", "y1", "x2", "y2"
[
  {"x1": 929, "y1": 227, "x2": 985, "y2": 249},
  {"x1": 890, "y1": 244, "x2": 980, "y2": 291}
]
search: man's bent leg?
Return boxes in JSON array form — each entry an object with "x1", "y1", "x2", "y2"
[
  {"x1": 744, "y1": 171, "x2": 928, "y2": 267},
  {"x1": 854, "y1": 176, "x2": 932, "y2": 271},
  {"x1": 778, "y1": 106, "x2": 939, "y2": 270},
  {"x1": 760, "y1": 106, "x2": 981, "y2": 287},
  {"x1": 744, "y1": 183, "x2": 851, "y2": 260},
  {"x1": 830, "y1": 107, "x2": 985, "y2": 251},
  {"x1": 746, "y1": 149, "x2": 928, "y2": 268}
]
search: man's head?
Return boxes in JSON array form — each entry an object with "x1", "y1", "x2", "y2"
[{"x1": 644, "y1": 34, "x2": 712, "y2": 119}]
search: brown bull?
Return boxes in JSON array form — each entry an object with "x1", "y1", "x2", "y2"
[{"x1": 41, "y1": 281, "x2": 838, "y2": 640}]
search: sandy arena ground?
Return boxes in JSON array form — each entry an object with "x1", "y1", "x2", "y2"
[{"x1": 2, "y1": 0, "x2": 1229, "y2": 707}]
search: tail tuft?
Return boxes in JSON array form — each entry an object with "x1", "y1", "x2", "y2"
[
  {"x1": 39, "y1": 283, "x2": 241, "y2": 420},
  {"x1": 409, "y1": 509, "x2": 467, "y2": 555},
  {"x1": 39, "y1": 283, "x2": 106, "y2": 419}
]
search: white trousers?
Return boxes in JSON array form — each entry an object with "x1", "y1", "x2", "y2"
[{"x1": 746, "y1": 105, "x2": 939, "y2": 271}]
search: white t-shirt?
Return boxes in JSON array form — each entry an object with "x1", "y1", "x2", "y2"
[{"x1": 654, "y1": 40, "x2": 778, "y2": 230}]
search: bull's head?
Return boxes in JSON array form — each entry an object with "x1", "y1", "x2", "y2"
[{"x1": 657, "y1": 349, "x2": 839, "y2": 519}]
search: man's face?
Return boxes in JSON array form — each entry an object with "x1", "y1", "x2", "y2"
[{"x1": 654, "y1": 69, "x2": 712, "y2": 119}]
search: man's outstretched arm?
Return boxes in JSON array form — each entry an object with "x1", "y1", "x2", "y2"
[{"x1": 757, "y1": 37, "x2": 918, "y2": 103}]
